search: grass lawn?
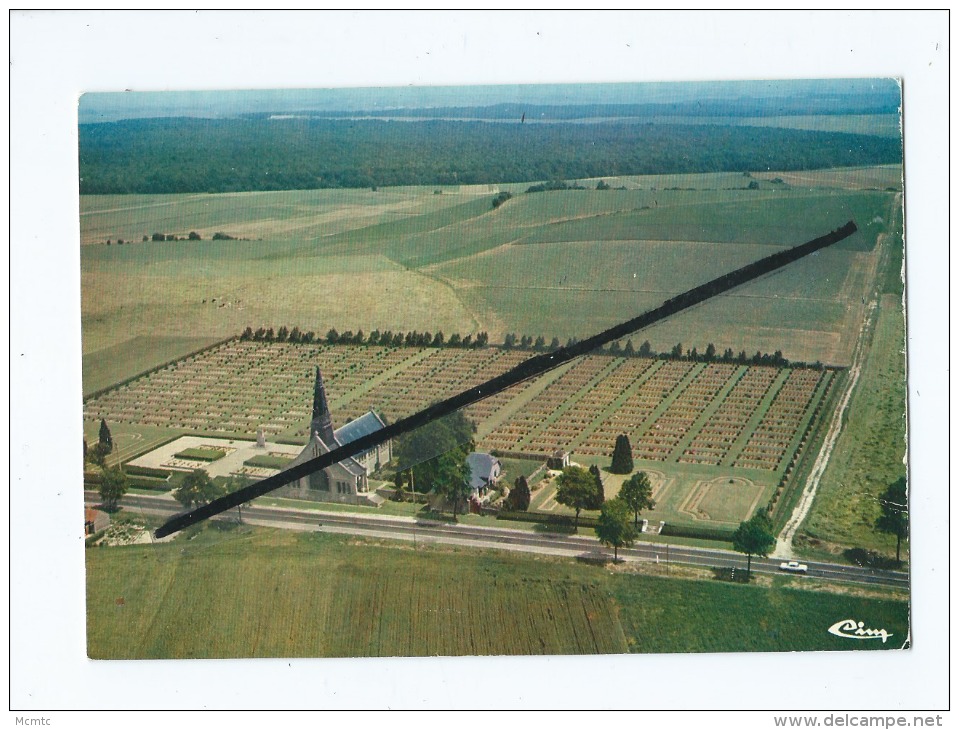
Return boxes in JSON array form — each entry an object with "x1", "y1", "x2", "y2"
[
  {"x1": 85, "y1": 525, "x2": 908, "y2": 658},
  {"x1": 82, "y1": 421, "x2": 184, "y2": 468},
  {"x1": 533, "y1": 457, "x2": 775, "y2": 532}
]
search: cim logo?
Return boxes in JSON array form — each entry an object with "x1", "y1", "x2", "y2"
[{"x1": 828, "y1": 619, "x2": 893, "y2": 643}]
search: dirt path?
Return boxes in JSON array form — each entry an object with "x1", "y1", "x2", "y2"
[{"x1": 773, "y1": 266, "x2": 881, "y2": 558}]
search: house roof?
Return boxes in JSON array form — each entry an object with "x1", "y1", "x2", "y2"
[
  {"x1": 334, "y1": 410, "x2": 386, "y2": 449},
  {"x1": 466, "y1": 452, "x2": 500, "y2": 490}
]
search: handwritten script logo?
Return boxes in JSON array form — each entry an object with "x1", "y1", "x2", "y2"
[{"x1": 828, "y1": 619, "x2": 892, "y2": 643}]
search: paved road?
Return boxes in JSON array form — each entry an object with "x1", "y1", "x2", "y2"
[{"x1": 93, "y1": 492, "x2": 909, "y2": 590}]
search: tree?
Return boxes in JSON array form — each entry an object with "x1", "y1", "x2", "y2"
[
  {"x1": 173, "y1": 469, "x2": 225, "y2": 510},
  {"x1": 98, "y1": 419, "x2": 114, "y2": 455},
  {"x1": 326, "y1": 328, "x2": 339, "y2": 344},
  {"x1": 588, "y1": 465, "x2": 606, "y2": 508},
  {"x1": 620, "y1": 471, "x2": 655, "y2": 527},
  {"x1": 188, "y1": 231, "x2": 202, "y2": 240},
  {"x1": 639, "y1": 340, "x2": 653, "y2": 357},
  {"x1": 623, "y1": 339, "x2": 635, "y2": 357},
  {"x1": 875, "y1": 477, "x2": 908, "y2": 565},
  {"x1": 507, "y1": 475, "x2": 531, "y2": 511},
  {"x1": 596, "y1": 498, "x2": 637, "y2": 560},
  {"x1": 555, "y1": 466, "x2": 599, "y2": 532},
  {"x1": 392, "y1": 470, "x2": 406, "y2": 502},
  {"x1": 732, "y1": 513, "x2": 776, "y2": 577},
  {"x1": 394, "y1": 410, "x2": 476, "y2": 517},
  {"x1": 433, "y1": 456, "x2": 472, "y2": 517},
  {"x1": 609, "y1": 434, "x2": 634, "y2": 474},
  {"x1": 98, "y1": 466, "x2": 128, "y2": 511}
]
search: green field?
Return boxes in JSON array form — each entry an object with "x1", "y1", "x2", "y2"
[
  {"x1": 799, "y1": 295, "x2": 907, "y2": 557},
  {"x1": 81, "y1": 169, "x2": 898, "y2": 384},
  {"x1": 86, "y1": 526, "x2": 908, "y2": 658}
]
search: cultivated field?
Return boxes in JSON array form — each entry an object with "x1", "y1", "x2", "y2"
[
  {"x1": 85, "y1": 526, "x2": 909, "y2": 659},
  {"x1": 81, "y1": 168, "x2": 899, "y2": 375}
]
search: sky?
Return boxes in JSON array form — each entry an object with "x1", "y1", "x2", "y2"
[{"x1": 78, "y1": 78, "x2": 901, "y2": 123}]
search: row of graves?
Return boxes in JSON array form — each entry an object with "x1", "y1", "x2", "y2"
[{"x1": 85, "y1": 340, "x2": 834, "y2": 479}]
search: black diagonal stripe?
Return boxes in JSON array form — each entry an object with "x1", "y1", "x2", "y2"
[{"x1": 155, "y1": 221, "x2": 857, "y2": 538}]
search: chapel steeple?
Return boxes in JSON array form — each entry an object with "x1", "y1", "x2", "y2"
[{"x1": 310, "y1": 366, "x2": 336, "y2": 445}]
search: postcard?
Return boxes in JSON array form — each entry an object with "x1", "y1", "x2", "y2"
[{"x1": 79, "y1": 79, "x2": 909, "y2": 660}]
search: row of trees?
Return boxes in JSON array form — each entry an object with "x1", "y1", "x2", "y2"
[
  {"x1": 101, "y1": 231, "x2": 237, "y2": 246},
  {"x1": 240, "y1": 325, "x2": 492, "y2": 349},
  {"x1": 238, "y1": 324, "x2": 818, "y2": 368}
]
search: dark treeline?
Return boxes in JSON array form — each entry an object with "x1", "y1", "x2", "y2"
[
  {"x1": 238, "y1": 326, "x2": 824, "y2": 370},
  {"x1": 242, "y1": 94, "x2": 900, "y2": 121},
  {"x1": 79, "y1": 118, "x2": 902, "y2": 195}
]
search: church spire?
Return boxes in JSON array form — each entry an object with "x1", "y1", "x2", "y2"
[{"x1": 310, "y1": 366, "x2": 336, "y2": 445}]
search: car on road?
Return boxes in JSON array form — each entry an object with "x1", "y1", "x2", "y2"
[{"x1": 780, "y1": 560, "x2": 809, "y2": 574}]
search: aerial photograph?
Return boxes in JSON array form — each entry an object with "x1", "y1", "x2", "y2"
[{"x1": 78, "y1": 78, "x2": 908, "y2": 660}]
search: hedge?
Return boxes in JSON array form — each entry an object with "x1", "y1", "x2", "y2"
[
  {"x1": 124, "y1": 464, "x2": 172, "y2": 480},
  {"x1": 659, "y1": 523, "x2": 735, "y2": 543},
  {"x1": 174, "y1": 447, "x2": 226, "y2": 462},
  {"x1": 497, "y1": 510, "x2": 599, "y2": 529},
  {"x1": 127, "y1": 476, "x2": 172, "y2": 491},
  {"x1": 243, "y1": 454, "x2": 294, "y2": 469}
]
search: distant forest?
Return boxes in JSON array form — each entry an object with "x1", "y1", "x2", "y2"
[
  {"x1": 78, "y1": 117, "x2": 902, "y2": 195},
  {"x1": 257, "y1": 94, "x2": 901, "y2": 121}
]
